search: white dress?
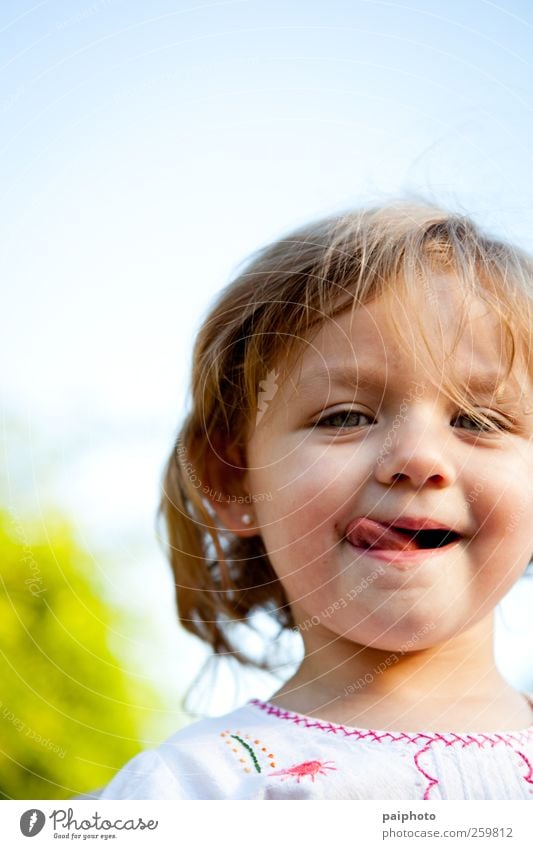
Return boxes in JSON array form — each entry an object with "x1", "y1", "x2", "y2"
[{"x1": 98, "y1": 697, "x2": 533, "y2": 800}]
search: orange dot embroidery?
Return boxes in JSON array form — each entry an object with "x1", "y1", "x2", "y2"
[{"x1": 221, "y1": 728, "x2": 279, "y2": 778}]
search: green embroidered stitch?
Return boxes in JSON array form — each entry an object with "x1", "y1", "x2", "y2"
[{"x1": 230, "y1": 734, "x2": 261, "y2": 773}]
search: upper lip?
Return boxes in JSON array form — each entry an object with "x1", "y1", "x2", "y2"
[
  {"x1": 385, "y1": 517, "x2": 459, "y2": 532},
  {"x1": 345, "y1": 516, "x2": 463, "y2": 534}
]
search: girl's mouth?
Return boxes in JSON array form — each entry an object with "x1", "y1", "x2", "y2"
[{"x1": 344, "y1": 517, "x2": 463, "y2": 565}]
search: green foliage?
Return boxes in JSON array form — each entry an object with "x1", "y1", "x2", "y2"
[{"x1": 0, "y1": 508, "x2": 160, "y2": 799}]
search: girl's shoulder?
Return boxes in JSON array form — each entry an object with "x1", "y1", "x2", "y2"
[{"x1": 98, "y1": 701, "x2": 287, "y2": 800}]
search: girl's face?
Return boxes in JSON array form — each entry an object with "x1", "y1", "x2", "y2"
[{"x1": 243, "y1": 278, "x2": 533, "y2": 651}]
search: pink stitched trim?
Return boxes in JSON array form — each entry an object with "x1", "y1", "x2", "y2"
[
  {"x1": 414, "y1": 744, "x2": 438, "y2": 800},
  {"x1": 516, "y1": 751, "x2": 533, "y2": 784},
  {"x1": 249, "y1": 699, "x2": 533, "y2": 748}
]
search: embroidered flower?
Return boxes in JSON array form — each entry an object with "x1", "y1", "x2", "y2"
[{"x1": 268, "y1": 760, "x2": 337, "y2": 783}]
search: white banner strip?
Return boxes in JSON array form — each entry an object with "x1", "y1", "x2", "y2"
[{"x1": 1, "y1": 799, "x2": 531, "y2": 847}]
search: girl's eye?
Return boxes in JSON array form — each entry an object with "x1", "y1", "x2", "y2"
[
  {"x1": 452, "y1": 413, "x2": 511, "y2": 433},
  {"x1": 315, "y1": 410, "x2": 374, "y2": 429}
]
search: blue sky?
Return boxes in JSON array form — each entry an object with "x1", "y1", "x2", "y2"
[{"x1": 2, "y1": 0, "x2": 533, "y2": 729}]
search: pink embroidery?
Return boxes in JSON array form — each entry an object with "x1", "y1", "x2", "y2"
[
  {"x1": 249, "y1": 699, "x2": 533, "y2": 748},
  {"x1": 413, "y1": 744, "x2": 439, "y2": 800},
  {"x1": 269, "y1": 760, "x2": 336, "y2": 783},
  {"x1": 516, "y1": 751, "x2": 533, "y2": 784},
  {"x1": 250, "y1": 698, "x2": 533, "y2": 800}
]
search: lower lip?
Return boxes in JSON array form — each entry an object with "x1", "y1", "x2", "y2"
[{"x1": 346, "y1": 539, "x2": 462, "y2": 570}]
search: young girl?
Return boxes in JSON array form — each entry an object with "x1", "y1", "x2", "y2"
[{"x1": 100, "y1": 200, "x2": 533, "y2": 800}]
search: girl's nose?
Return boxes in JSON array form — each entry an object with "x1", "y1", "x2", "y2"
[{"x1": 374, "y1": 416, "x2": 456, "y2": 489}]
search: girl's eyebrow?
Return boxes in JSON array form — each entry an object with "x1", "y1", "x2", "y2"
[
  {"x1": 295, "y1": 363, "x2": 517, "y2": 396},
  {"x1": 295, "y1": 364, "x2": 385, "y2": 393}
]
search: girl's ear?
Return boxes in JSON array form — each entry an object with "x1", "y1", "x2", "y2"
[{"x1": 201, "y1": 435, "x2": 257, "y2": 537}]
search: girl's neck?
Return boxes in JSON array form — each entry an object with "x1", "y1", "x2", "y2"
[{"x1": 270, "y1": 616, "x2": 533, "y2": 732}]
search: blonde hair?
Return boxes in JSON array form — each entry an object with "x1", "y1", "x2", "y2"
[{"x1": 158, "y1": 200, "x2": 533, "y2": 672}]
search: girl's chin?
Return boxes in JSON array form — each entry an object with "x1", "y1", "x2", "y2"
[
  {"x1": 331, "y1": 621, "x2": 439, "y2": 649},
  {"x1": 301, "y1": 600, "x2": 450, "y2": 650}
]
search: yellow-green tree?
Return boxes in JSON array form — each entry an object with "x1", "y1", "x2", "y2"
[{"x1": 0, "y1": 508, "x2": 160, "y2": 799}]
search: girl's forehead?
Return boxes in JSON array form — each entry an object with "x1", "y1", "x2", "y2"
[
  {"x1": 277, "y1": 291, "x2": 531, "y2": 399},
  {"x1": 292, "y1": 294, "x2": 502, "y2": 369}
]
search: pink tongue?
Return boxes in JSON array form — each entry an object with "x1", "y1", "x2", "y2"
[{"x1": 346, "y1": 518, "x2": 419, "y2": 551}]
